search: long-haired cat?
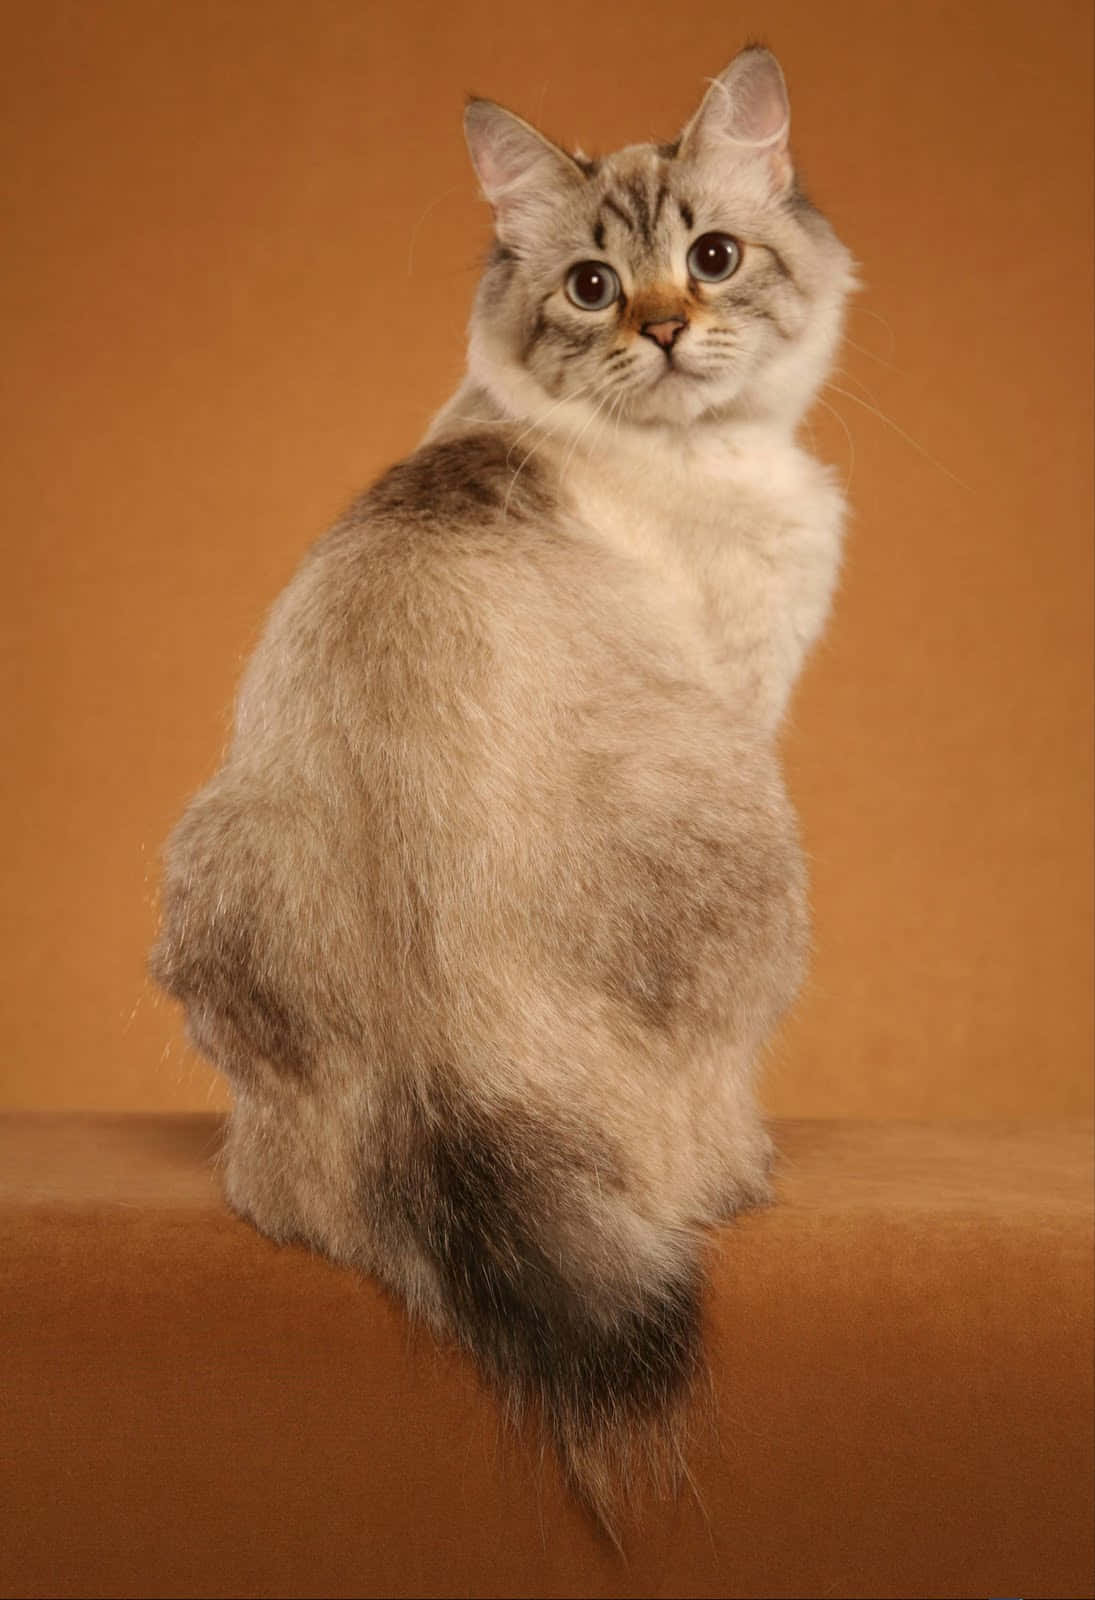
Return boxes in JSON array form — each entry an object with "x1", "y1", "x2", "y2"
[{"x1": 151, "y1": 45, "x2": 853, "y2": 1528}]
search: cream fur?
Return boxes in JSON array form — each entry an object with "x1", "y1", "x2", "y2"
[{"x1": 150, "y1": 45, "x2": 854, "y2": 1531}]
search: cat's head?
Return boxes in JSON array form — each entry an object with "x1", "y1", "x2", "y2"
[{"x1": 464, "y1": 47, "x2": 854, "y2": 433}]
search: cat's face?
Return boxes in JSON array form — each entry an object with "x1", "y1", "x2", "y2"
[{"x1": 465, "y1": 49, "x2": 854, "y2": 432}]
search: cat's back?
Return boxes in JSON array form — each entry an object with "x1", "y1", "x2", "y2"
[
  {"x1": 307, "y1": 426, "x2": 571, "y2": 592},
  {"x1": 359, "y1": 428, "x2": 555, "y2": 534},
  {"x1": 259, "y1": 426, "x2": 592, "y2": 671},
  {"x1": 235, "y1": 423, "x2": 703, "y2": 764}
]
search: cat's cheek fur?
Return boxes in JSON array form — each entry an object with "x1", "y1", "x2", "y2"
[{"x1": 151, "y1": 45, "x2": 853, "y2": 1535}]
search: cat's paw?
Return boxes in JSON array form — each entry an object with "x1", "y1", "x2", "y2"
[
  {"x1": 718, "y1": 1173, "x2": 773, "y2": 1221},
  {"x1": 714, "y1": 1128, "x2": 776, "y2": 1220}
]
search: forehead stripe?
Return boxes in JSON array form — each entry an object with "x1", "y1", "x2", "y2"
[
  {"x1": 757, "y1": 242, "x2": 790, "y2": 278},
  {"x1": 621, "y1": 177, "x2": 653, "y2": 245},
  {"x1": 755, "y1": 241, "x2": 802, "y2": 295},
  {"x1": 600, "y1": 193, "x2": 635, "y2": 233}
]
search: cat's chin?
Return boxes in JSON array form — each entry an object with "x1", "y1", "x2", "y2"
[
  {"x1": 622, "y1": 371, "x2": 734, "y2": 429},
  {"x1": 470, "y1": 336, "x2": 742, "y2": 437}
]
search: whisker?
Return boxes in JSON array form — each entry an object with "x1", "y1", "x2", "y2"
[
  {"x1": 501, "y1": 382, "x2": 598, "y2": 518},
  {"x1": 406, "y1": 183, "x2": 465, "y2": 277},
  {"x1": 823, "y1": 380, "x2": 972, "y2": 491},
  {"x1": 558, "y1": 385, "x2": 614, "y2": 486},
  {"x1": 593, "y1": 387, "x2": 626, "y2": 453},
  {"x1": 830, "y1": 363, "x2": 884, "y2": 412},
  {"x1": 813, "y1": 393, "x2": 855, "y2": 493},
  {"x1": 841, "y1": 334, "x2": 902, "y2": 373},
  {"x1": 503, "y1": 380, "x2": 596, "y2": 472},
  {"x1": 848, "y1": 305, "x2": 898, "y2": 362}
]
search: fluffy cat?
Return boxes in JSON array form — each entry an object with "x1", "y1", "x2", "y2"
[{"x1": 151, "y1": 45, "x2": 853, "y2": 1527}]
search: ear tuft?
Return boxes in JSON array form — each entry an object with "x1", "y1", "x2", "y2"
[
  {"x1": 680, "y1": 46, "x2": 793, "y2": 191},
  {"x1": 464, "y1": 100, "x2": 582, "y2": 228}
]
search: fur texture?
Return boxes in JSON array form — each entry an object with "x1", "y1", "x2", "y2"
[{"x1": 151, "y1": 46, "x2": 853, "y2": 1528}]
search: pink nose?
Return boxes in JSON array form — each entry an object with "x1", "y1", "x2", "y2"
[{"x1": 640, "y1": 318, "x2": 687, "y2": 349}]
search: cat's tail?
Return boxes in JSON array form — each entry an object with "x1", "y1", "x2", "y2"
[{"x1": 369, "y1": 1069, "x2": 706, "y2": 1532}]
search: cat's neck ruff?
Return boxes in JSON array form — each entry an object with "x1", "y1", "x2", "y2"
[
  {"x1": 454, "y1": 343, "x2": 812, "y2": 500},
  {"x1": 467, "y1": 356, "x2": 805, "y2": 484}
]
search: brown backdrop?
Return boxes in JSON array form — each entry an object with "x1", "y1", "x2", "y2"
[{"x1": 2, "y1": 0, "x2": 1091, "y2": 1118}]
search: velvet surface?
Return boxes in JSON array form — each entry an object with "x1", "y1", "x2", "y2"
[{"x1": 2, "y1": 1113, "x2": 1091, "y2": 1599}]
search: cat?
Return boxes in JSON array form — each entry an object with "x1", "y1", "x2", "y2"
[{"x1": 150, "y1": 44, "x2": 854, "y2": 1529}]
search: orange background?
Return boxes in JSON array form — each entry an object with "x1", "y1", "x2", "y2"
[{"x1": 2, "y1": 0, "x2": 1091, "y2": 1118}]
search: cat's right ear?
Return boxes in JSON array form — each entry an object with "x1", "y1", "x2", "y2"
[{"x1": 464, "y1": 100, "x2": 582, "y2": 244}]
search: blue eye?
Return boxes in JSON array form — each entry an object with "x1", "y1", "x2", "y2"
[
  {"x1": 565, "y1": 261, "x2": 621, "y2": 310},
  {"x1": 687, "y1": 233, "x2": 741, "y2": 283}
]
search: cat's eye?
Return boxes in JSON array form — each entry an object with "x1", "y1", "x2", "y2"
[
  {"x1": 686, "y1": 233, "x2": 742, "y2": 283},
  {"x1": 564, "y1": 261, "x2": 621, "y2": 311}
]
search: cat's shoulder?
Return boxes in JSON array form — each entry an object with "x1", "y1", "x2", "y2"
[
  {"x1": 342, "y1": 428, "x2": 559, "y2": 543},
  {"x1": 271, "y1": 425, "x2": 584, "y2": 641}
]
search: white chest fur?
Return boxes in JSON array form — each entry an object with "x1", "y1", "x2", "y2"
[{"x1": 559, "y1": 422, "x2": 846, "y2": 731}]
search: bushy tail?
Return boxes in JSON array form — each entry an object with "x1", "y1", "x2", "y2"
[{"x1": 373, "y1": 1075, "x2": 706, "y2": 1531}]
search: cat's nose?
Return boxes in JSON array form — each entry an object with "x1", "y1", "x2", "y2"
[{"x1": 640, "y1": 318, "x2": 687, "y2": 349}]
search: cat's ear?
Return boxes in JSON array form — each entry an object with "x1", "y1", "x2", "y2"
[
  {"x1": 678, "y1": 47, "x2": 793, "y2": 195},
  {"x1": 465, "y1": 100, "x2": 583, "y2": 243}
]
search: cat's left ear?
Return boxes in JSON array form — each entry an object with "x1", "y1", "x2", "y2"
[
  {"x1": 678, "y1": 47, "x2": 793, "y2": 195},
  {"x1": 465, "y1": 99, "x2": 584, "y2": 244}
]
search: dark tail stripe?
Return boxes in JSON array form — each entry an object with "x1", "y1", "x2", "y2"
[{"x1": 376, "y1": 1084, "x2": 702, "y2": 1452}]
